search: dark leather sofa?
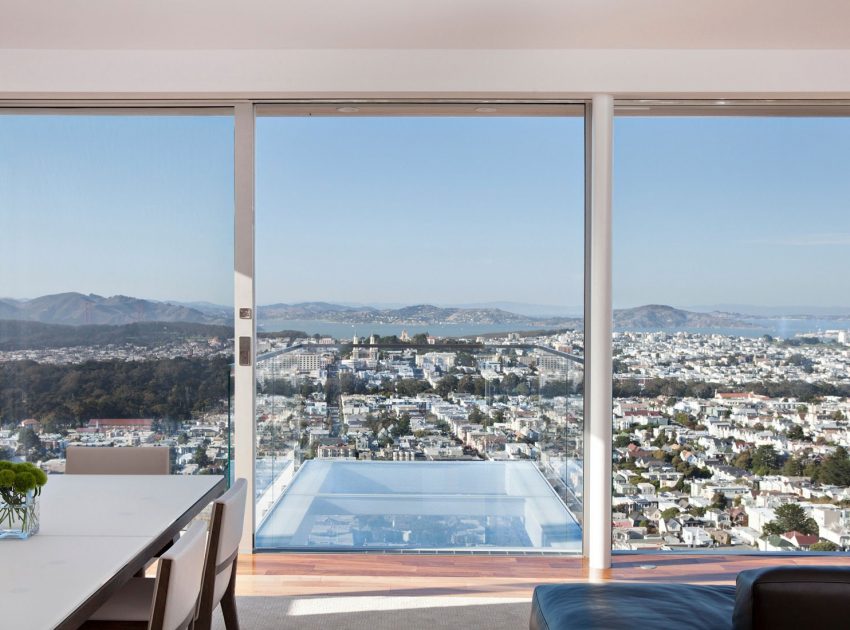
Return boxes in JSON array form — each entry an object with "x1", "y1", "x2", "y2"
[{"x1": 530, "y1": 566, "x2": 850, "y2": 630}]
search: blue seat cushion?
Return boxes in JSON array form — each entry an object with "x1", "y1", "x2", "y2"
[{"x1": 531, "y1": 582, "x2": 736, "y2": 630}]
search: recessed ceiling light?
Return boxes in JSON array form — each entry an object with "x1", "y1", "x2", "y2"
[
  {"x1": 336, "y1": 107, "x2": 360, "y2": 113},
  {"x1": 475, "y1": 107, "x2": 498, "y2": 113}
]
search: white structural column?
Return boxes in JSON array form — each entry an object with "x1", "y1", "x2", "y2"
[
  {"x1": 585, "y1": 95, "x2": 614, "y2": 572},
  {"x1": 234, "y1": 102, "x2": 256, "y2": 552}
]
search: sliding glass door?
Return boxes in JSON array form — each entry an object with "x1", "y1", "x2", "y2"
[{"x1": 251, "y1": 104, "x2": 586, "y2": 551}]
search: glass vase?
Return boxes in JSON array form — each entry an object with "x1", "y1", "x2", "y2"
[{"x1": 0, "y1": 490, "x2": 40, "y2": 539}]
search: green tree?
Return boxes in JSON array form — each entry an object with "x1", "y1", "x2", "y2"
[
  {"x1": 751, "y1": 445, "x2": 779, "y2": 475},
  {"x1": 782, "y1": 456, "x2": 805, "y2": 477},
  {"x1": 17, "y1": 427, "x2": 44, "y2": 461},
  {"x1": 660, "y1": 507, "x2": 680, "y2": 520},
  {"x1": 614, "y1": 434, "x2": 632, "y2": 448},
  {"x1": 339, "y1": 372, "x2": 357, "y2": 394},
  {"x1": 1, "y1": 357, "x2": 231, "y2": 426},
  {"x1": 436, "y1": 375, "x2": 459, "y2": 398},
  {"x1": 395, "y1": 378, "x2": 430, "y2": 397},
  {"x1": 323, "y1": 377, "x2": 340, "y2": 405},
  {"x1": 672, "y1": 412, "x2": 693, "y2": 428},
  {"x1": 683, "y1": 465, "x2": 712, "y2": 480},
  {"x1": 805, "y1": 459, "x2": 821, "y2": 482},
  {"x1": 711, "y1": 492, "x2": 728, "y2": 510},
  {"x1": 193, "y1": 445, "x2": 211, "y2": 468},
  {"x1": 498, "y1": 373, "x2": 520, "y2": 394},
  {"x1": 819, "y1": 446, "x2": 850, "y2": 486},
  {"x1": 786, "y1": 425, "x2": 805, "y2": 441},
  {"x1": 434, "y1": 419, "x2": 450, "y2": 435},
  {"x1": 810, "y1": 540, "x2": 839, "y2": 551},
  {"x1": 391, "y1": 413, "x2": 412, "y2": 438},
  {"x1": 763, "y1": 503, "x2": 818, "y2": 536}
]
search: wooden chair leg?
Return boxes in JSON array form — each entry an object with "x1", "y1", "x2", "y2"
[
  {"x1": 194, "y1": 604, "x2": 212, "y2": 630},
  {"x1": 220, "y1": 560, "x2": 240, "y2": 630}
]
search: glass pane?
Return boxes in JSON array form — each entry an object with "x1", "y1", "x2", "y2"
[
  {"x1": 0, "y1": 113, "x2": 234, "y2": 475},
  {"x1": 255, "y1": 111, "x2": 585, "y2": 551},
  {"x1": 613, "y1": 115, "x2": 850, "y2": 552}
]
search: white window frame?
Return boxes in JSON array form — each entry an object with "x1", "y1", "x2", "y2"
[
  {"x1": 0, "y1": 96, "x2": 616, "y2": 568},
  {"x1": 7, "y1": 96, "x2": 850, "y2": 566}
]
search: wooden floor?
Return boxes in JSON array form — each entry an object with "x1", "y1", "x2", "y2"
[{"x1": 234, "y1": 553, "x2": 850, "y2": 599}]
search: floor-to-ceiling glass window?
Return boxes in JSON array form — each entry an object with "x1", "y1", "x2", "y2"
[
  {"x1": 612, "y1": 107, "x2": 850, "y2": 552},
  {"x1": 253, "y1": 104, "x2": 586, "y2": 551},
  {"x1": 0, "y1": 110, "x2": 234, "y2": 475}
]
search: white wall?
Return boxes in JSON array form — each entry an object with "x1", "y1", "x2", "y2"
[{"x1": 3, "y1": 49, "x2": 850, "y2": 99}]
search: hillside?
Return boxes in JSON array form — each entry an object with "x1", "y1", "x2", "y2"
[
  {"x1": 613, "y1": 304, "x2": 756, "y2": 330},
  {"x1": 0, "y1": 320, "x2": 233, "y2": 351},
  {"x1": 258, "y1": 301, "x2": 754, "y2": 330},
  {"x1": 1, "y1": 294, "x2": 760, "y2": 332},
  {"x1": 1, "y1": 293, "x2": 225, "y2": 326},
  {"x1": 259, "y1": 302, "x2": 554, "y2": 325}
]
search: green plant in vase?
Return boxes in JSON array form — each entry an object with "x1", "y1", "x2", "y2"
[{"x1": 0, "y1": 461, "x2": 48, "y2": 538}]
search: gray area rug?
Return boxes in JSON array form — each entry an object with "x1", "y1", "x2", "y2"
[{"x1": 210, "y1": 595, "x2": 531, "y2": 629}]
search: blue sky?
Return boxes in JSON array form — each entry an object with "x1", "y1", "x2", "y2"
[
  {"x1": 614, "y1": 116, "x2": 850, "y2": 309},
  {"x1": 2, "y1": 113, "x2": 849, "y2": 311},
  {"x1": 614, "y1": 118, "x2": 850, "y2": 306},
  {"x1": 0, "y1": 115, "x2": 234, "y2": 305},
  {"x1": 255, "y1": 116, "x2": 584, "y2": 309}
]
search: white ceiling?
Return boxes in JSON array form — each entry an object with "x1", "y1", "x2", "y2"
[{"x1": 3, "y1": 0, "x2": 850, "y2": 50}]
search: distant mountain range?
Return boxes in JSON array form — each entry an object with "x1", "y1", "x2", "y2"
[
  {"x1": 613, "y1": 304, "x2": 757, "y2": 330},
  {"x1": 257, "y1": 301, "x2": 756, "y2": 330},
  {"x1": 0, "y1": 293, "x2": 226, "y2": 326},
  {"x1": 258, "y1": 302, "x2": 541, "y2": 326},
  {"x1": 1, "y1": 293, "x2": 766, "y2": 331}
]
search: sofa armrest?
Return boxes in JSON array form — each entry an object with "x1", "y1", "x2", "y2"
[{"x1": 733, "y1": 565, "x2": 850, "y2": 630}]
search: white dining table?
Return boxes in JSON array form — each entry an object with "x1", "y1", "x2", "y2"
[{"x1": 0, "y1": 474, "x2": 226, "y2": 630}]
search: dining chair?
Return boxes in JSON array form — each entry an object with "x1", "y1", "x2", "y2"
[
  {"x1": 194, "y1": 477, "x2": 247, "y2": 630},
  {"x1": 67, "y1": 446, "x2": 174, "y2": 574},
  {"x1": 66, "y1": 446, "x2": 171, "y2": 474},
  {"x1": 82, "y1": 519, "x2": 208, "y2": 630}
]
